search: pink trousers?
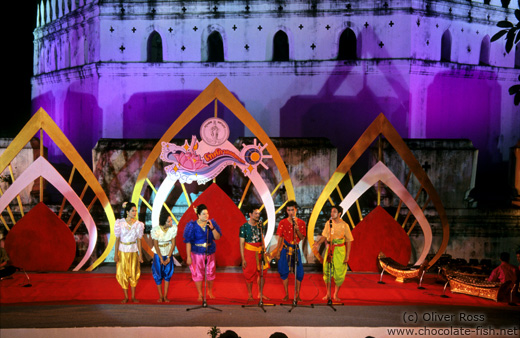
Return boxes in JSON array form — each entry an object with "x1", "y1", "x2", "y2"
[{"x1": 189, "y1": 252, "x2": 216, "y2": 282}]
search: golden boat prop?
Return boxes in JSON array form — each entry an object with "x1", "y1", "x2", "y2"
[
  {"x1": 440, "y1": 268, "x2": 516, "y2": 303},
  {"x1": 377, "y1": 252, "x2": 429, "y2": 287}
]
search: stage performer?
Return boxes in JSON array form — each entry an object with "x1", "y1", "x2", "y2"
[
  {"x1": 312, "y1": 206, "x2": 353, "y2": 301},
  {"x1": 274, "y1": 200, "x2": 306, "y2": 301},
  {"x1": 114, "y1": 202, "x2": 144, "y2": 303},
  {"x1": 239, "y1": 206, "x2": 270, "y2": 301},
  {"x1": 151, "y1": 210, "x2": 177, "y2": 303},
  {"x1": 184, "y1": 204, "x2": 222, "y2": 301}
]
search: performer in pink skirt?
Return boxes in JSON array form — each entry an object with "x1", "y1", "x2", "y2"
[{"x1": 183, "y1": 204, "x2": 222, "y2": 301}]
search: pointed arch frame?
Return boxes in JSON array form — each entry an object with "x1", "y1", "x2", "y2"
[
  {"x1": 308, "y1": 113, "x2": 449, "y2": 267},
  {"x1": 131, "y1": 78, "x2": 295, "y2": 254},
  {"x1": 0, "y1": 108, "x2": 116, "y2": 271},
  {"x1": 0, "y1": 157, "x2": 96, "y2": 271}
]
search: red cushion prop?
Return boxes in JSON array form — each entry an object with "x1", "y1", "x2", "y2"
[
  {"x1": 176, "y1": 183, "x2": 246, "y2": 266},
  {"x1": 348, "y1": 205, "x2": 411, "y2": 272},
  {"x1": 4, "y1": 202, "x2": 76, "y2": 271}
]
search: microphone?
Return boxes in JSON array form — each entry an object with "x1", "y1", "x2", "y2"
[
  {"x1": 328, "y1": 217, "x2": 334, "y2": 241},
  {"x1": 206, "y1": 221, "x2": 214, "y2": 231},
  {"x1": 259, "y1": 217, "x2": 267, "y2": 233}
]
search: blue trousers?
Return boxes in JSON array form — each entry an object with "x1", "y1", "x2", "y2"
[
  {"x1": 278, "y1": 242, "x2": 304, "y2": 282},
  {"x1": 152, "y1": 254, "x2": 174, "y2": 285}
]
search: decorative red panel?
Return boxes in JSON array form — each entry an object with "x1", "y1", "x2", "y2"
[
  {"x1": 349, "y1": 206, "x2": 411, "y2": 272},
  {"x1": 176, "y1": 183, "x2": 246, "y2": 266},
  {"x1": 5, "y1": 202, "x2": 76, "y2": 271}
]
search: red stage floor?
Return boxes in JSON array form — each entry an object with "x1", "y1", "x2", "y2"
[{"x1": 0, "y1": 270, "x2": 511, "y2": 308}]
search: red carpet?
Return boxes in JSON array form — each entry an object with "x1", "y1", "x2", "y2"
[{"x1": 0, "y1": 271, "x2": 511, "y2": 308}]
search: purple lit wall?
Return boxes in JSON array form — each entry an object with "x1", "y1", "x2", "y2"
[
  {"x1": 426, "y1": 71, "x2": 501, "y2": 165},
  {"x1": 31, "y1": 0, "x2": 520, "y2": 195}
]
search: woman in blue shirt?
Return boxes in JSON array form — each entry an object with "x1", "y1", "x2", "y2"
[{"x1": 184, "y1": 204, "x2": 222, "y2": 301}]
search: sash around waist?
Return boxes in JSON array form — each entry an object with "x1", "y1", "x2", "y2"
[
  {"x1": 331, "y1": 239, "x2": 346, "y2": 247},
  {"x1": 245, "y1": 242, "x2": 262, "y2": 252},
  {"x1": 283, "y1": 239, "x2": 298, "y2": 247},
  {"x1": 121, "y1": 241, "x2": 137, "y2": 245}
]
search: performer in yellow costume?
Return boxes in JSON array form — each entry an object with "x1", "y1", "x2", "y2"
[
  {"x1": 114, "y1": 202, "x2": 144, "y2": 303},
  {"x1": 313, "y1": 206, "x2": 353, "y2": 301}
]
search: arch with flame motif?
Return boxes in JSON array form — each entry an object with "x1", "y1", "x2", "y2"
[
  {"x1": 308, "y1": 113, "x2": 449, "y2": 268},
  {"x1": 130, "y1": 78, "x2": 296, "y2": 258},
  {"x1": 0, "y1": 108, "x2": 116, "y2": 271}
]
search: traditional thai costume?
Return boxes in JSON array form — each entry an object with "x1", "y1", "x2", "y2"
[
  {"x1": 151, "y1": 224, "x2": 177, "y2": 285},
  {"x1": 321, "y1": 218, "x2": 354, "y2": 286},
  {"x1": 183, "y1": 219, "x2": 222, "y2": 282},
  {"x1": 115, "y1": 218, "x2": 144, "y2": 289},
  {"x1": 239, "y1": 222, "x2": 267, "y2": 283},
  {"x1": 276, "y1": 218, "x2": 306, "y2": 281}
]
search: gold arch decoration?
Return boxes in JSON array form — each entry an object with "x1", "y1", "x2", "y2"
[
  {"x1": 0, "y1": 108, "x2": 116, "y2": 271},
  {"x1": 308, "y1": 113, "x2": 449, "y2": 267},
  {"x1": 130, "y1": 78, "x2": 295, "y2": 256}
]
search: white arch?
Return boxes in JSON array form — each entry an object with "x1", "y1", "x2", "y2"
[
  {"x1": 339, "y1": 161, "x2": 432, "y2": 265},
  {"x1": 152, "y1": 140, "x2": 276, "y2": 248},
  {"x1": 0, "y1": 157, "x2": 97, "y2": 271}
]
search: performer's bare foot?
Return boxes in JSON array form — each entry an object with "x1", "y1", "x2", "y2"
[
  {"x1": 282, "y1": 295, "x2": 289, "y2": 301},
  {"x1": 197, "y1": 294, "x2": 203, "y2": 302},
  {"x1": 260, "y1": 294, "x2": 270, "y2": 300},
  {"x1": 164, "y1": 298, "x2": 170, "y2": 303},
  {"x1": 333, "y1": 296, "x2": 341, "y2": 302},
  {"x1": 132, "y1": 298, "x2": 139, "y2": 303},
  {"x1": 208, "y1": 291, "x2": 216, "y2": 299},
  {"x1": 157, "y1": 298, "x2": 163, "y2": 303},
  {"x1": 121, "y1": 298, "x2": 129, "y2": 304},
  {"x1": 322, "y1": 295, "x2": 331, "y2": 301},
  {"x1": 247, "y1": 296, "x2": 254, "y2": 302},
  {"x1": 296, "y1": 295, "x2": 302, "y2": 302}
]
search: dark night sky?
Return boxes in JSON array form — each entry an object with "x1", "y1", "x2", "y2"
[{"x1": 3, "y1": 2, "x2": 39, "y2": 138}]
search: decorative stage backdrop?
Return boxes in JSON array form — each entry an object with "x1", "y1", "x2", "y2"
[{"x1": 0, "y1": 79, "x2": 449, "y2": 274}]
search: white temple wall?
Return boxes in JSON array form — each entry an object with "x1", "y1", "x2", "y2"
[{"x1": 35, "y1": 1, "x2": 518, "y2": 67}]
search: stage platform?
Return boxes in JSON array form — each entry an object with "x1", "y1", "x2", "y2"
[{"x1": 1, "y1": 265, "x2": 519, "y2": 338}]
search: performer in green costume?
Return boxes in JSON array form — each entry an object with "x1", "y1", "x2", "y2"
[{"x1": 313, "y1": 206, "x2": 353, "y2": 301}]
